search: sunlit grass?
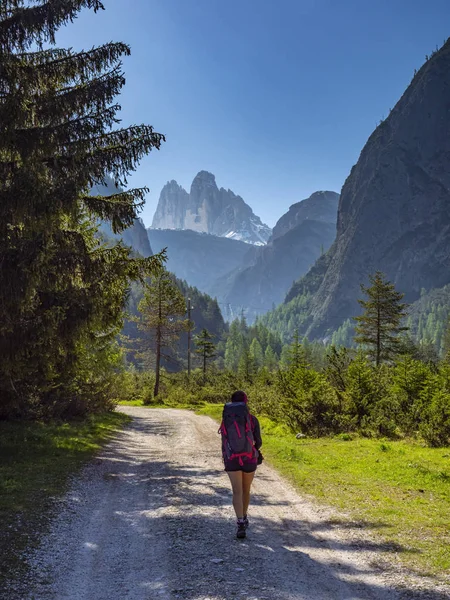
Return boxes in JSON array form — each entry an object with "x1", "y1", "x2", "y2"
[{"x1": 196, "y1": 403, "x2": 450, "y2": 579}]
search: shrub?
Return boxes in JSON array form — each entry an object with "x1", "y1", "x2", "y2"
[{"x1": 420, "y1": 390, "x2": 450, "y2": 447}]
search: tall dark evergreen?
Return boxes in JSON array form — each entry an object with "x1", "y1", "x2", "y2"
[
  {"x1": 0, "y1": 1, "x2": 165, "y2": 417},
  {"x1": 354, "y1": 272, "x2": 408, "y2": 366},
  {"x1": 135, "y1": 270, "x2": 188, "y2": 397}
]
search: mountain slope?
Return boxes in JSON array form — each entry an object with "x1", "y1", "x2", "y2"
[
  {"x1": 222, "y1": 221, "x2": 336, "y2": 321},
  {"x1": 147, "y1": 228, "x2": 255, "y2": 294},
  {"x1": 282, "y1": 40, "x2": 450, "y2": 339},
  {"x1": 270, "y1": 191, "x2": 339, "y2": 241},
  {"x1": 151, "y1": 171, "x2": 271, "y2": 245},
  {"x1": 92, "y1": 176, "x2": 153, "y2": 257},
  {"x1": 218, "y1": 191, "x2": 338, "y2": 320}
]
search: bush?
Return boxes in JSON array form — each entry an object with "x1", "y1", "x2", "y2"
[
  {"x1": 162, "y1": 386, "x2": 199, "y2": 406},
  {"x1": 277, "y1": 370, "x2": 340, "y2": 436},
  {"x1": 420, "y1": 390, "x2": 450, "y2": 447}
]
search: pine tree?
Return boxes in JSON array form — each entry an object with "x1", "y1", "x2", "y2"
[
  {"x1": 249, "y1": 338, "x2": 264, "y2": 370},
  {"x1": 224, "y1": 319, "x2": 244, "y2": 371},
  {"x1": 331, "y1": 319, "x2": 354, "y2": 347},
  {"x1": 0, "y1": 1, "x2": 165, "y2": 416},
  {"x1": 136, "y1": 270, "x2": 188, "y2": 397},
  {"x1": 345, "y1": 351, "x2": 376, "y2": 427},
  {"x1": 325, "y1": 346, "x2": 352, "y2": 400},
  {"x1": 194, "y1": 328, "x2": 216, "y2": 383},
  {"x1": 391, "y1": 354, "x2": 431, "y2": 433},
  {"x1": 442, "y1": 315, "x2": 450, "y2": 362},
  {"x1": 264, "y1": 345, "x2": 278, "y2": 370},
  {"x1": 354, "y1": 272, "x2": 408, "y2": 366},
  {"x1": 238, "y1": 343, "x2": 256, "y2": 382},
  {"x1": 281, "y1": 330, "x2": 308, "y2": 370}
]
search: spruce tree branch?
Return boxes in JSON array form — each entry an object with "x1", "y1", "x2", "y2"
[
  {"x1": 0, "y1": 127, "x2": 165, "y2": 187},
  {"x1": 0, "y1": 43, "x2": 129, "y2": 96},
  {"x1": 0, "y1": 67, "x2": 125, "y2": 128},
  {"x1": 0, "y1": 0, "x2": 105, "y2": 51},
  {"x1": 14, "y1": 41, "x2": 129, "y2": 70},
  {"x1": 42, "y1": 126, "x2": 166, "y2": 187},
  {"x1": 7, "y1": 105, "x2": 121, "y2": 151},
  {"x1": 82, "y1": 188, "x2": 149, "y2": 233},
  {"x1": 54, "y1": 63, "x2": 124, "y2": 98}
]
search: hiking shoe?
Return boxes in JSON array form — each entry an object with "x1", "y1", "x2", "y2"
[
  {"x1": 236, "y1": 520, "x2": 246, "y2": 539},
  {"x1": 243, "y1": 516, "x2": 249, "y2": 529}
]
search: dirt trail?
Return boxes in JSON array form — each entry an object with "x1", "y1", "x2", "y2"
[{"x1": 8, "y1": 407, "x2": 450, "y2": 600}]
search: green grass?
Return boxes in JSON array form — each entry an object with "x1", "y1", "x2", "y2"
[
  {"x1": 118, "y1": 399, "x2": 148, "y2": 406},
  {"x1": 196, "y1": 403, "x2": 450, "y2": 580},
  {"x1": 0, "y1": 411, "x2": 130, "y2": 584}
]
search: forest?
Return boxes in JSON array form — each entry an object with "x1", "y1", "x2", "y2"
[
  {"x1": 119, "y1": 272, "x2": 450, "y2": 448},
  {"x1": 1, "y1": 0, "x2": 449, "y2": 455}
]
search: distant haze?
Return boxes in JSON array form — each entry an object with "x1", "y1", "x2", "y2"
[{"x1": 54, "y1": 0, "x2": 450, "y2": 227}]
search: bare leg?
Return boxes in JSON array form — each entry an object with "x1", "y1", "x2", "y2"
[
  {"x1": 242, "y1": 471, "x2": 255, "y2": 516},
  {"x1": 226, "y1": 471, "x2": 244, "y2": 518}
]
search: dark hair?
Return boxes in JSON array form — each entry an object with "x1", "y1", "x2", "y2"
[{"x1": 231, "y1": 390, "x2": 248, "y2": 403}]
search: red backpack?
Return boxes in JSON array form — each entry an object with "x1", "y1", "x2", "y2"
[{"x1": 219, "y1": 401, "x2": 256, "y2": 465}]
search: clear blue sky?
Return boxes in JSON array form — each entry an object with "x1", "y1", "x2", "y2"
[{"x1": 56, "y1": 0, "x2": 450, "y2": 227}]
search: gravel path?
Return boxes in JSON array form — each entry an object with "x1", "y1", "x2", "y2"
[{"x1": 9, "y1": 407, "x2": 450, "y2": 600}]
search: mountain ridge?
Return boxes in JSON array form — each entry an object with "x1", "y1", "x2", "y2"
[
  {"x1": 219, "y1": 191, "x2": 339, "y2": 320},
  {"x1": 147, "y1": 228, "x2": 254, "y2": 295},
  {"x1": 151, "y1": 170, "x2": 271, "y2": 245},
  {"x1": 273, "y1": 39, "x2": 450, "y2": 339}
]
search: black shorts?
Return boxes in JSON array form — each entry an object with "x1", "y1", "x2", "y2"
[{"x1": 224, "y1": 459, "x2": 257, "y2": 473}]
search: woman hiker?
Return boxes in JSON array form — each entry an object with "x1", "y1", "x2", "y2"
[{"x1": 220, "y1": 390, "x2": 263, "y2": 539}]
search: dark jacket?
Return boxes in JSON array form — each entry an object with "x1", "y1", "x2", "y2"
[{"x1": 252, "y1": 415, "x2": 262, "y2": 451}]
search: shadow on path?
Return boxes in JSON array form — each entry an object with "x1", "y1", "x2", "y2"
[{"x1": 13, "y1": 410, "x2": 450, "y2": 600}]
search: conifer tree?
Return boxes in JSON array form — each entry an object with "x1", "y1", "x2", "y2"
[
  {"x1": 0, "y1": 1, "x2": 165, "y2": 415},
  {"x1": 136, "y1": 270, "x2": 188, "y2": 397},
  {"x1": 325, "y1": 346, "x2": 351, "y2": 400},
  {"x1": 354, "y1": 272, "x2": 408, "y2": 366},
  {"x1": 194, "y1": 328, "x2": 216, "y2": 383},
  {"x1": 442, "y1": 315, "x2": 450, "y2": 362},
  {"x1": 281, "y1": 330, "x2": 308, "y2": 370},
  {"x1": 249, "y1": 338, "x2": 264, "y2": 370},
  {"x1": 238, "y1": 343, "x2": 256, "y2": 382},
  {"x1": 264, "y1": 345, "x2": 278, "y2": 370},
  {"x1": 224, "y1": 319, "x2": 244, "y2": 370},
  {"x1": 345, "y1": 351, "x2": 376, "y2": 427}
]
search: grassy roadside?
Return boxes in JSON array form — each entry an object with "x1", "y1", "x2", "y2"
[
  {"x1": 0, "y1": 411, "x2": 130, "y2": 585},
  {"x1": 195, "y1": 403, "x2": 450, "y2": 581}
]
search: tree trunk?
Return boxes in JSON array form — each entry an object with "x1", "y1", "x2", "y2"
[
  {"x1": 154, "y1": 329, "x2": 161, "y2": 397},
  {"x1": 154, "y1": 280, "x2": 162, "y2": 397},
  {"x1": 376, "y1": 304, "x2": 381, "y2": 367}
]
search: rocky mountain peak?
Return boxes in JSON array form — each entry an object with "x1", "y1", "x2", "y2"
[
  {"x1": 191, "y1": 170, "x2": 217, "y2": 187},
  {"x1": 151, "y1": 171, "x2": 271, "y2": 245},
  {"x1": 270, "y1": 190, "x2": 339, "y2": 242},
  {"x1": 151, "y1": 181, "x2": 189, "y2": 231},
  {"x1": 166, "y1": 179, "x2": 185, "y2": 191}
]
